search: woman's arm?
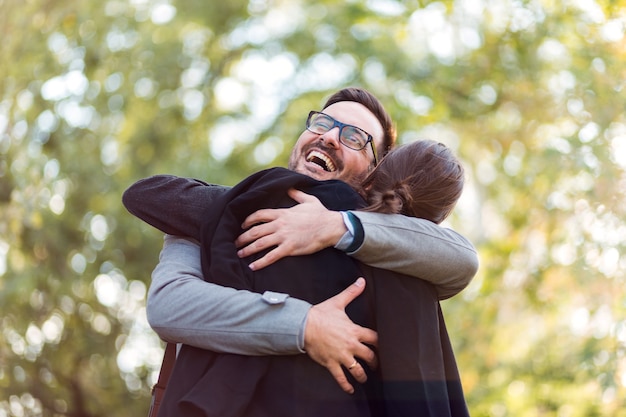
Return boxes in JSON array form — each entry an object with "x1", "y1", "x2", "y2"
[{"x1": 122, "y1": 175, "x2": 229, "y2": 240}]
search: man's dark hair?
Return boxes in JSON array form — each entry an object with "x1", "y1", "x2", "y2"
[{"x1": 322, "y1": 87, "x2": 396, "y2": 159}]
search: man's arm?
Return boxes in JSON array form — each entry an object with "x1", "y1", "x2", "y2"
[
  {"x1": 148, "y1": 235, "x2": 310, "y2": 354},
  {"x1": 349, "y1": 211, "x2": 479, "y2": 300},
  {"x1": 149, "y1": 235, "x2": 377, "y2": 393},
  {"x1": 236, "y1": 189, "x2": 479, "y2": 299}
]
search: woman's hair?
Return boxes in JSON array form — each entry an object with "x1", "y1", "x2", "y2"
[
  {"x1": 322, "y1": 87, "x2": 396, "y2": 159},
  {"x1": 360, "y1": 140, "x2": 464, "y2": 224}
]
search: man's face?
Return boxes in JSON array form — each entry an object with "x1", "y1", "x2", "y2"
[{"x1": 288, "y1": 101, "x2": 383, "y2": 187}]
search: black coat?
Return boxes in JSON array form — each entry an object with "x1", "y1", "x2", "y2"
[{"x1": 156, "y1": 167, "x2": 469, "y2": 417}]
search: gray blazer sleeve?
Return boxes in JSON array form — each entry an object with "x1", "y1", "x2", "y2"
[
  {"x1": 147, "y1": 235, "x2": 310, "y2": 354},
  {"x1": 349, "y1": 212, "x2": 479, "y2": 300}
]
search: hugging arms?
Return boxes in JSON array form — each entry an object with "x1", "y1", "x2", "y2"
[{"x1": 123, "y1": 174, "x2": 478, "y2": 369}]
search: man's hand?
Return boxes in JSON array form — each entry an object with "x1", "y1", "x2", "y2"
[
  {"x1": 235, "y1": 189, "x2": 347, "y2": 270},
  {"x1": 304, "y1": 277, "x2": 378, "y2": 394}
]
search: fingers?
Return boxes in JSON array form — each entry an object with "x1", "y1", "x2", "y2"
[
  {"x1": 329, "y1": 358, "x2": 371, "y2": 394},
  {"x1": 235, "y1": 223, "x2": 290, "y2": 270},
  {"x1": 240, "y1": 208, "x2": 280, "y2": 230},
  {"x1": 303, "y1": 278, "x2": 377, "y2": 393},
  {"x1": 287, "y1": 188, "x2": 319, "y2": 204},
  {"x1": 241, "y1": 190, "x2": 318, "y2": 230},
  {"x1": 346, "y1": 359, "x2": 368, "y2": 384},
  {"x1": 236, "y1": 227, "x2": 278, "y2": 255},
  {"x1": 331, "y1": 278, "x2": 366, "y2": 309},
  {"x1": 246, "y1": 247, "x2": 284, "y2": 271},
  {"x1": 328, "y1": 365, "x2": 355, "y2": 394},
  {"x1": 353, "y1": 335, "x2": 378, "y2": 370},
  {"x1": 235, "y1": 220, "x2": 274, "y2": 248},
  {"x1": 356, "y1": 326, "x2": 378, "y2": 348}
]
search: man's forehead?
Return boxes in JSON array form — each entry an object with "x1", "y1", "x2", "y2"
[{"x1": 323, "y1": 102, "x2": 384, "y2": 142}]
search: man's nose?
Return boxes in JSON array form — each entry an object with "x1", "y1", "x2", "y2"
[{"x1": 319, "y1": 127, "x2": 341, "y2": 148}]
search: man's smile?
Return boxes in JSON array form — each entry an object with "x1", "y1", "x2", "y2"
[{"x1": 306, "y1": 150, "x2": 337, "y2": 172}]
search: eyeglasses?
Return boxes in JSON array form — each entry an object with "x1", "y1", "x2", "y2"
[{"x1": 306, "y1": 111, "x2": 378, "y2": 166}]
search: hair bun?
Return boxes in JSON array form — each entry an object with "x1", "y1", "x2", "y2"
[{"x1": 377, "y1": 181, "x2": 412, "y2": 214}]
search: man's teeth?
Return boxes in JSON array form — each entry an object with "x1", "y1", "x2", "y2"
[{"x1": 306, "y1": 150, "x2": 336, "y2": 172}]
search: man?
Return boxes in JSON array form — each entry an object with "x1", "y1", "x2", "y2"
[{"x1": 123, "y1": 87, "x2": 479, "y2": 398}]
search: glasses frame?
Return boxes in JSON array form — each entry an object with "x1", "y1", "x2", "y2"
[{"x1": 306, "y1": 111, "x2": 378, "y2": 166}]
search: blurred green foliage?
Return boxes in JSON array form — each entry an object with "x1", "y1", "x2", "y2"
[{"x1": 1, "y1": 0, "x2": 625, "y2": 415}]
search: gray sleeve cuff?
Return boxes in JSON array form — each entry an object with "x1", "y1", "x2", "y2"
[
  {"x1": 334, "y1": 211, "x2": 355, "y2": 251},
  {"x1": 261, "y1": 291, "x2": 308, "y2": 352}
]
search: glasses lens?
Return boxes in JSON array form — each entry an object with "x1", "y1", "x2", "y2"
[
  {"x1": 308, "y1": 113, "x2": 334, "y2": 134},
  {"x1": 340, "y1": 126, "x2": 369, "y2": 150}
]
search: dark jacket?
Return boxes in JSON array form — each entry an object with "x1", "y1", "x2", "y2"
[{"x1": 154, "y1": 167, "x2": 469, "y2": 417}]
